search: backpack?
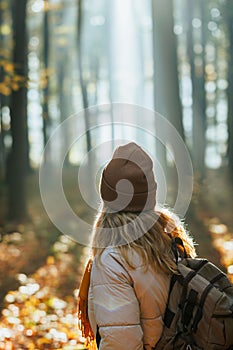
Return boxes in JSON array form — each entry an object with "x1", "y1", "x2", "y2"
[{"x1": 154, "y1": 237, "x2": 233, "y2": 350}]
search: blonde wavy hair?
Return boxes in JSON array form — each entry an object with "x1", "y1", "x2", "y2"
[{"x1": 91, "y1": 207, "x2": 196, "y2": 275}]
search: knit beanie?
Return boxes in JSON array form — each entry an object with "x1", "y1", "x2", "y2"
[{"x1": 100, "y1": 142, "x2": 157, "y2": 212}]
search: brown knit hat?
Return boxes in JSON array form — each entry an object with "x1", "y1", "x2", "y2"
[{"x1": 100, "y1": 142, "x2": 157, "y2": 212}]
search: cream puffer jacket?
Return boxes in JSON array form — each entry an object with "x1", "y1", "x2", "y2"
[{"x1": 88, "y1": 247, "x2": 170, "y2": 350}]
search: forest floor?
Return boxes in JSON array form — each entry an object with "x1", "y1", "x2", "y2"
[
  {"x1": 186, "y1": 167, "x2": 233, "y2": 273},
  {"x1": 0, "y1": 168, "x2": 90, "y2": 349},
  {"x1": 0, "y1": 166, "x2": 232, "y2": 348}
]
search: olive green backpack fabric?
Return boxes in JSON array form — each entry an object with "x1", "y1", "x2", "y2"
[{"x1": 154, "y1": 238, "x2": 233, "y2": 350}]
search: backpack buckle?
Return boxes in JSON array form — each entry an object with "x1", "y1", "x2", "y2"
[{"x1": 186, "y1": 345, "x2": 193, "y2": 350}]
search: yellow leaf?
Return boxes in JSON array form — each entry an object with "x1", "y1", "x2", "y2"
[
  {"x1": 13, "y1": 75, "x2": 24, "y2": 83},
  {"x1": 40, "y1": 77, "x2": 48, "y2": 89},
  {"x1": 1, "y1": 24, "x2": 11, "y2": 36},
  {"x1": 11, "y1": 82, "x2": 19, "y2": 91},
  {"x1": 0, "y1": 84, "x2": 11, "y2": 96},
  {"x1": 46, "y1": 256, "x2": 55, "y2": 265},
  {"x1": 0, "y1": 2, "x2": 8, "y2": 10},
  {"x1": 36, "y1": 337, "x2": 51, "y2": 346},
  {"x1": 4, "y1": 62, "x2": 14, "y2": 73},
  {"x1": 4, "y1": 76, "x2": 11, "y2": 83},
  {"x1": 28, "y1": 343, "x2": 35, "y2": 350}
]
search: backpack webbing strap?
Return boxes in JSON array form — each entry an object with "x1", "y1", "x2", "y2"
[
  {"x1": 171, "y1": 237, "x2": 188, "y2": 264},
  {"x1": 163, "y1": 274, "x2": 180, "y2": 328},
  {"x1": 215, "y1": 273, "x2": 233, "y2": 292},
  {"x1": 179, "y1": 260, "x2": 208, "y2": 310},
  {"x1": 192, "y1": 272, "x2": 225, "y2": 332},
  {"x1": 171, "y1": 329, "x2": 195, "y2": 350},
  {"x1": 211, "y1": 272, "x2": 226, "y2": 284},
  {"x1": 163, "y1": 306, "x2": 176, "y2": 328},
  {"x1": 182, "y1": 289, "x2": 198, "y2": 327}
]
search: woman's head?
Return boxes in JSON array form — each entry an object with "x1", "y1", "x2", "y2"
[
  {"x1": 100, "y1": 142, "x2": 157, "y2": 212},
  {"x1": 91, "y1": 142, "x2": 196, "y2": 274}
]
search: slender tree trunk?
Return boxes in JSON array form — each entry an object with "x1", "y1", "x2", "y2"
[
  {"x1": 77, "y1": 0, "x2": 94, "y2": 203},
  {"x1": 198, "y1": 0, "x2": 207, "y2": 178},
  {"x1": 42, "y1": 0, "x2": 50, "y2": 153},
  {"x1": 8, "y1": 0, "x2": 28, "y2": 221},
  {"x1": 226, "y1": 1, "x2": 233, "y2": 171},
  {"x1": 0, "y1": 96, "x2": 6, "y2": 181},
  {"x1": 152, "y1": 0, "x2": 184, "y2": 139},
  {"x1": 106, "y1": 0, "x2": 115, "y2": 151},
  {"x1": 58, "y1": 53, "x2": 70, "y2": 165},
  {"x1": 77, "y1": 0, "x2": 91, "y2": 153},
  {"x1": 152, "y1": 0, "x2": 167, "y2": 173},
  {"x1": 92, "y1": 57, "x2": 99, "y2": 106},
  {"x1": 0, "y1": 105, "x2": 4, "y2": 180},
  {"x1": 152, "y1": 0, "x2": 185, "y2": 185},
  {"x1": 187, "y1": 0, "x2": 206, "y2": 179},
  {"x1": 0, "y1": 0, "x2": 5, "y2": 179}
]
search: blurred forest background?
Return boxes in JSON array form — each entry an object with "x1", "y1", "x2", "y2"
[{"x1": 0, "y1": 0, "x2": 233, "y2": 348}]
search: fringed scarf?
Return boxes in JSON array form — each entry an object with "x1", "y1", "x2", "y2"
[{"x1": 77, "y1": 259, "x2": 97, "y2": 349}]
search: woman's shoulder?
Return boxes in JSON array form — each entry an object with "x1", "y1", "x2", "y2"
[
  {"x1": 93, "y1": 247, "x2": 126, "y2": 270},
  {"x1": 91, "y1": 248, "x2": 134, "y2": 285},
  {"x1": 93, "y1": 246, "x2": 146, "y2": 272}
]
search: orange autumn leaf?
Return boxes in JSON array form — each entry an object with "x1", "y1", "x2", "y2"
[
  {"x1": 0, "y1": 83, "x2": 11, "y2": 96},
  {"x1": 3, "y1": 62, "x2": 14, "y2": 73}
]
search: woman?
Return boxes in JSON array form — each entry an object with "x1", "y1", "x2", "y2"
[{"x1": 78, "y1": 142, "x2": 196, "y2": 350}]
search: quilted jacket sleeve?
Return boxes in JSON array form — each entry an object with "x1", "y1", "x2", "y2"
[
  {"x1": 88, "y1": 250, "x2": 144, "y2": 350},
  {"x1": 129, "y1": 263, "x2": 170, "y2": 348}
]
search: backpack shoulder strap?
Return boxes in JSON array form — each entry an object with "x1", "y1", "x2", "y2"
[{"x1": 171, "y1": 237, "x2": 188, "y2": 264}]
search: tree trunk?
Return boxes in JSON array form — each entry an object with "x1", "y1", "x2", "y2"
[
  {"x1": 77, "y1": 0, "x2": 91, "y2": 153},
  {"x1": 198, "y1": 0, "x2": 207, "y2": 178},
  {"x1": 77, "y1": 0, "x2": 94, "y2": 203},
  {"x1": 0, "y1": 0, "x2": 5, "y2": 179},
  {"x1": 106, "y1": 0, "x2": 115, "y2": 151},
  {"x1": 152, "y1": 0, "x2": 184, "y2": 139},
  {"x1": 42, "y1": 0, "x2": 50, "y2": 152},
  {"x1": 8, "y1": 0, "x2": 28, "y2": 221},
  {"x1": 58, "y1": 52, "x2": 70, "y2": 165},
  {"x1": 226, "y1": 1, "x2": 233, "y2": 172},
  {"x1": 187, "y1": 0, "x2": 206, "y2": 179},
  {"x1": 152, "y1": 0, "x2": 185, "y2": 189},
  {"x1": 152, "y1": 0, "x2": 167, "y2": 174}
]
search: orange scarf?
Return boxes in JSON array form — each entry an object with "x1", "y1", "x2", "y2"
[{"x1": 77, "y1": 259, "x2": 97, "y2": 349}]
